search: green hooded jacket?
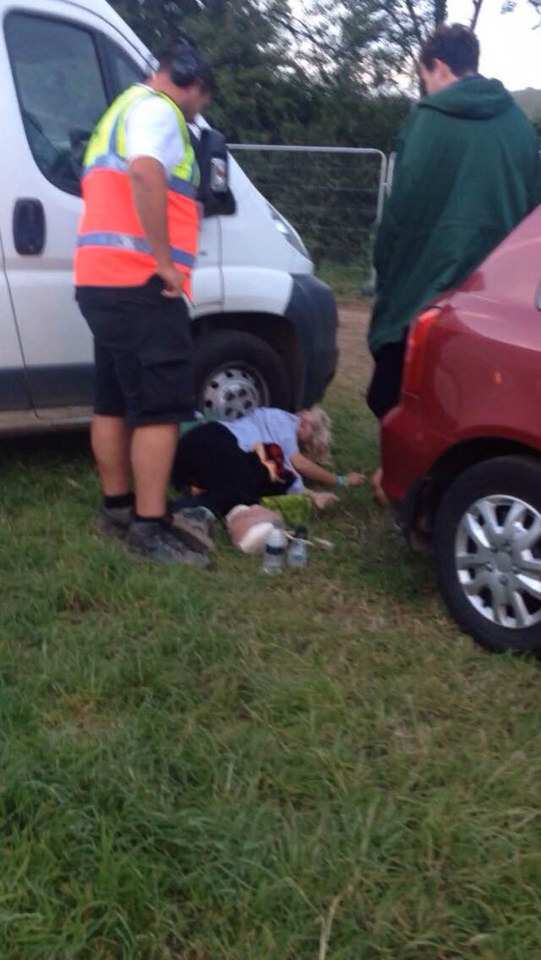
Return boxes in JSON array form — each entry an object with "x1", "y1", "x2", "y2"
[{"x1": 368, "y1": 75, "x2": 541, "y2": 355}]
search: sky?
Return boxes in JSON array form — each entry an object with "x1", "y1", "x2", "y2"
[{"x1": 447, "y1": 0, "x2": 540, "y2": 90}]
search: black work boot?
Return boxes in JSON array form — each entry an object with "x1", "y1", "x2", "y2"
[
  {"x1": 95, "y1": 504, "x2": 133, "y2": 540},
  {"x1": 125, "y1": 519, "x2": 211, "y2": 567}
]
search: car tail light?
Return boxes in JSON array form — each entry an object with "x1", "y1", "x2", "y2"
[{"x1": 402, "y1": 307, "x2": 441, "y2": 395}]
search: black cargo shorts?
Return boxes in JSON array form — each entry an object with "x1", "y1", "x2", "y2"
[{"x1": 76, "y1": 274, "x2": 194, "y2": 426}]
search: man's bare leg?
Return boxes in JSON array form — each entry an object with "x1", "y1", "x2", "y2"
[
  {"x1": 91, "y1": 414, "x2": 132, "y2": 495},
  {"x1": 126, "y1": 422, "x2": 209, "y2": 565},
  {"x1": 131, "y1": 422, "x2": 178, "y2": 517}
]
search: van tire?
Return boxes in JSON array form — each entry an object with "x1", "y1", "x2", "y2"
[
  {"x1": 193, "y1": 331, "x2": 291, "y2": 418},
  {"x1": 433, "y1": 456, "x2": 541, "y2": 655}
]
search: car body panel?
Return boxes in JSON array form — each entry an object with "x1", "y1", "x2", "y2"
[{"x1": 382, "y1": 205, "x2": 541, "y2": 507}]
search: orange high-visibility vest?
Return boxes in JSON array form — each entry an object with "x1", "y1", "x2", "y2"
[{"x1": 75, "y1": 85, "x2": 200, "y2": 300}]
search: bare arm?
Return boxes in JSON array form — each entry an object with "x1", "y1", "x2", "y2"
[
  {"x1": 129, "y1": 156, "x2": 183, "y2": 298},
  {"x1": 290, "y1": 452, "x2": 364, "y2": 487},
  {"x1": 305, "y1": 489, "x2": 339, "y2": 510}
]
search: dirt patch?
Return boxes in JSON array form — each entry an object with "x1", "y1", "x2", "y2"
[{"x1": 337, "y1": 300, "x2": 372, "y2": 388}]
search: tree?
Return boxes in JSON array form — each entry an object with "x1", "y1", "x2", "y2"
[
  {"x1": 318, "y1": 0, "x2": 541, "y2": 90},
  {"x1": 109, "y1": 0, "x2": 312, "y2": 141}
]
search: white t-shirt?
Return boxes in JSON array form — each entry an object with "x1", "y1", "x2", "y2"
[
  {"x1": 125, "y1": 87, "x2": 185, "y2": 173},
  {"x1": 220, "y1": 408, "x2": 304, "y2": 494}
]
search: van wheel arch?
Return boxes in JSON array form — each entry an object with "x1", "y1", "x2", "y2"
[{"x1": 193, "y1": 329, "x2": 292, "y2": 418}]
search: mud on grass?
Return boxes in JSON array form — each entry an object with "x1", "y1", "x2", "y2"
[{"x1": 0, "y1": 305, "x2": 539, "y2": 960}]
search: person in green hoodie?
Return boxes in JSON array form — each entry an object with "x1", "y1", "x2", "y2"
[{"x1": 367, "y1": 23, "x2": 541, "y2": 425}]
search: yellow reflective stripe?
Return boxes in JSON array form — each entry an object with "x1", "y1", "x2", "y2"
[{"x1": 84, "y1": 86, "x2": 142, "y2": 167}]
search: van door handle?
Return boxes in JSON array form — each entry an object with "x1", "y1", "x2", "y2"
[{"x1": 13, "y1": 198, "x2": 46, "y2": 255}]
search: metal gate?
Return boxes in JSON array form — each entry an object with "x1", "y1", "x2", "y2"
[{"x1": 229, "y1": 145, "x2": 389, "y2": 295}]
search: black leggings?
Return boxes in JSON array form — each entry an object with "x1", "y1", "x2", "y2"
[{"x1": 171, "y1": 422, "x2": 277, "y2": 517}]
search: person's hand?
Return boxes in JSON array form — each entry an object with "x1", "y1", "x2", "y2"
[
  {"x1": 310, "y1": 491, "x2": 338, "y2": 510},
  {"x1": 157, "y1": 262, "x2": 185, "y2": 299},
  {"x1": 346, "y1": 472, "x2": 365, "y2": 486}
]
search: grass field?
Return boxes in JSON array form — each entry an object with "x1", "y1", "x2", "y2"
[{"x1": 0, "y1": 304, "x2": 539, "y2": 960}]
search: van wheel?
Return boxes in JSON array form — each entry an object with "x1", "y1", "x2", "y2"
[
  {"x1": 433, "y1": 456, "x2": 541, "y2": 655},
  {"x1": 193, "y1": 331, "x2": 290, "y2": 419}
]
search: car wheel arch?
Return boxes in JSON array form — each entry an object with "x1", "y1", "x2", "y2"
[{"x1": 408, "y1": 438, "x2": 541, "y2": 541}]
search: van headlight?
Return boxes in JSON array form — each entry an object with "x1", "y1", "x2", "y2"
[{"x1": 268, "y1": 203, "x2": 309, "y2": 258}]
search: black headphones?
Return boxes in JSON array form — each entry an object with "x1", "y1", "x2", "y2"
[{"x1": 170, "y1": 48, "x2": 201, "y2": 88}]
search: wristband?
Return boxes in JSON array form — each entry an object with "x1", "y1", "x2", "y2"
[{"x1": 336, "y1": 475, "x2": 348, "y2": 487}]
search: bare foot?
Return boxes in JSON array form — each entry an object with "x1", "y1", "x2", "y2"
[
  {"x1": 310, "y1": 492, "x2": 339, "y2": 510},
  {"x1": 371, "y1": 467, "x2": 389, "y2": 508}
]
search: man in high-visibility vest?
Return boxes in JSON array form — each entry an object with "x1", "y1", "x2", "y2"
[{"x1": 75, "y1": 44, "x2": 215, "y2": 565}]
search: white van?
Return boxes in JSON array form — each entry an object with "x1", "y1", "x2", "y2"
[{"x1": 0, "y1": 0, "x2": 338, "y2": 434}]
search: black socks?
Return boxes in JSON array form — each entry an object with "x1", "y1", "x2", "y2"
[
  {"x1": 102, "y1": 495, "x2": 166, "y2": 525},
  {"x1": 103, "y1": 492, "x2": 135, "y2": 510}
]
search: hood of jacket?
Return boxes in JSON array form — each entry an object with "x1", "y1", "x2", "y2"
[{"x1": 420, "y1": 74, "x2": 514, "y2": 120}]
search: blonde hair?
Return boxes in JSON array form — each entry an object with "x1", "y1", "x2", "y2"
[{"x1": 298, "y1": 406, "x2": 332, "y2": 464}]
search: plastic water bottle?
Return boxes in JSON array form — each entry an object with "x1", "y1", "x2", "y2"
[
  {"x1": 261, "y1": 520, "x2": 286, "y2": 575},
  {"x1": 287, "y1": 525, "x2": 308, "y2": 571}
]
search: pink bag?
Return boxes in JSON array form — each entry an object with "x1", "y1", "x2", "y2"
[{"x1": 226, "y1": 504, "x2": 282, "y2": 555}]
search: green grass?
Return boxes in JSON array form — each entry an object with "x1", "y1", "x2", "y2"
[
  {"x1": 317, "y1": 260, "x2": 373, "y2": 299},
  {"x1": 0, "y1": 373, "x2": 539, "y2": 960}
]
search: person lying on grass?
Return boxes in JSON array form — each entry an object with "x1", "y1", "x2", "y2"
[{"x1": 170, "y1": 406, "x2": 364, "y2": 522}]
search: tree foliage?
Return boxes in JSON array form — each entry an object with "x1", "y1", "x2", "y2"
[
  {"x1": 106, "y1": 0, "x2": 539, "y2": 272},
  {"x1": 326, "y1": 0, "x2": 541, "y2": 88},
  {"x1": 108, "y1": 0, "x2": 539, "y2": 149}
]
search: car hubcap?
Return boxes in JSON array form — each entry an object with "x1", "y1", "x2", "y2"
[
  {"x1": 455, "y1": 495, "x2": 541, "y2": 629},
  {"x1": 200, "y1": 364, "x2": 269, "y2": 419}
]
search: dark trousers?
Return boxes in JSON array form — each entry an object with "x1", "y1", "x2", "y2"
[
  {"x1": 171, "y1": 423, "x2": 272, "y2": 517},
  {"x1": 366, "y1": 339, "x2": 407, "y2": 420}
]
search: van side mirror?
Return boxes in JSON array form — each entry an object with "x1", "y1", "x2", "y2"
[{"x1": 193, "y1": 128, "x2": 236, "y2": 217}]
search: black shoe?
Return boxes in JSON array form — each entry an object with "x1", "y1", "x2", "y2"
[
  {"x1": 126, "y1": 520, "x2": 211, "y2": 567},
  {"x1": 95, "y1": 504, "x2": 133, "y2": 540}
]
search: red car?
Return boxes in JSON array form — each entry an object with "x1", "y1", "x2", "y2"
[{"x1": 381, "y1": 205, "x2": 541, "y2": 655}]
